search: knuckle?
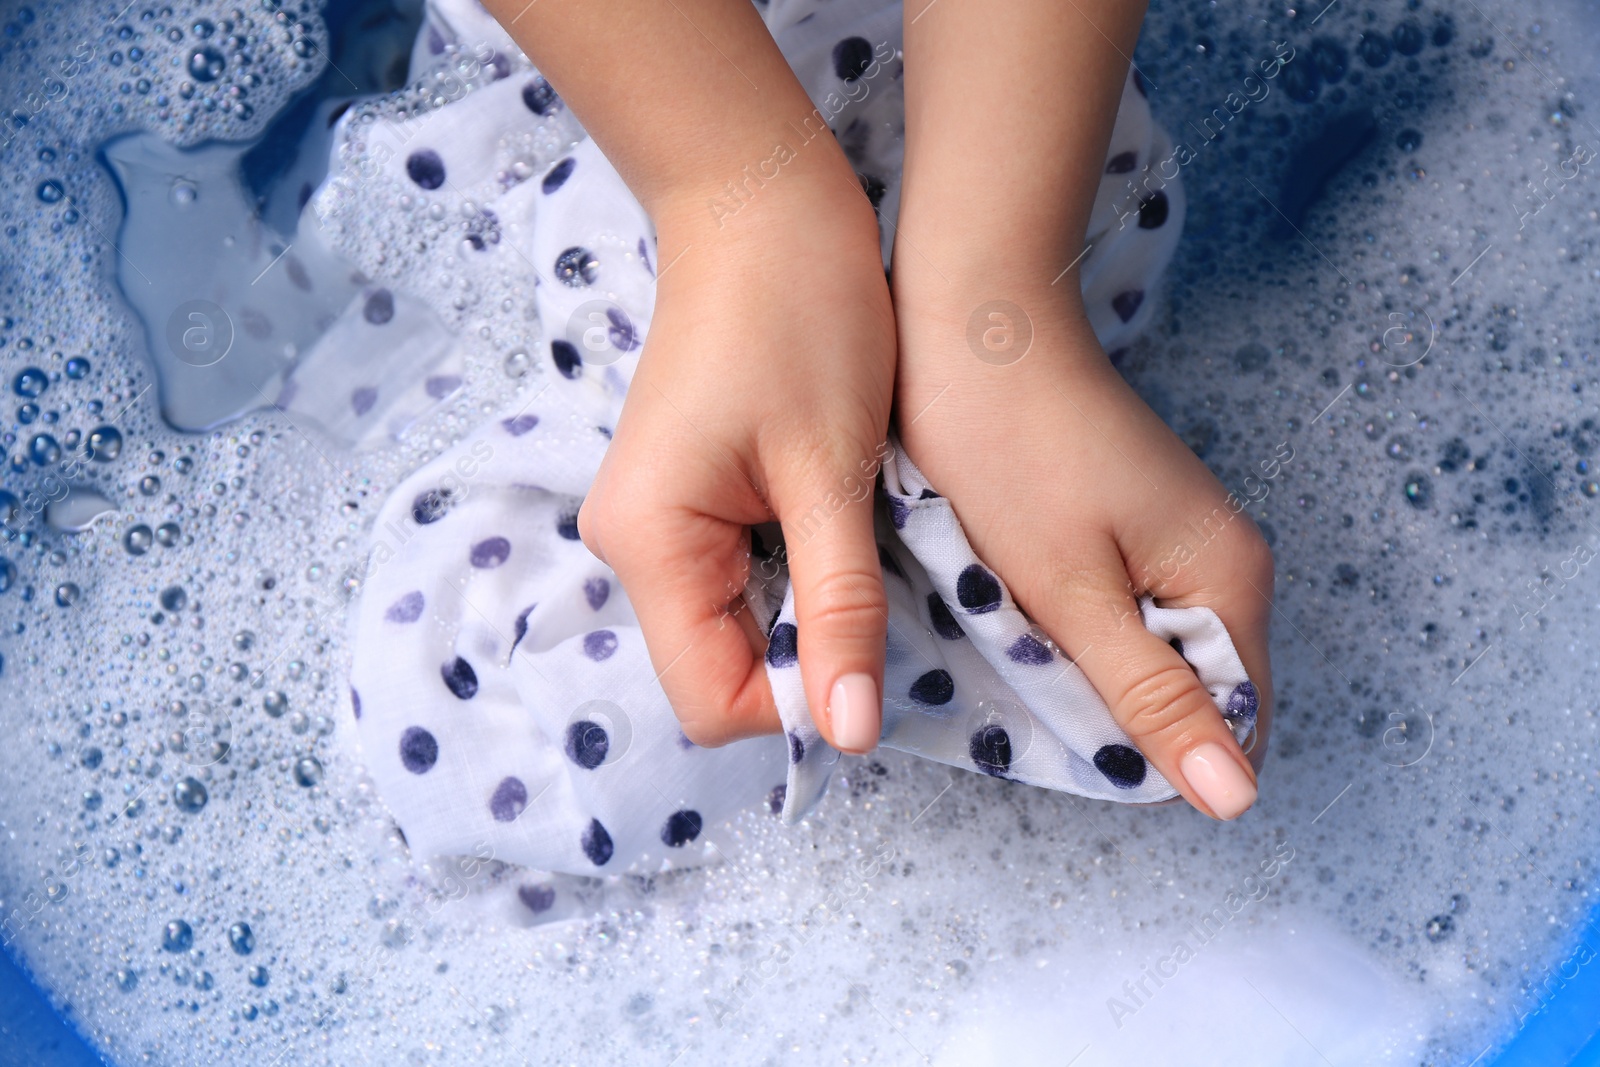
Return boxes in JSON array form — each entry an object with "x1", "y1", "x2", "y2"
[
  {"x1": 798, "y1": 568, "x2": 887, "y2": 641},
  {"x1": 1114, "y1": 663, "x2": 1213, "y2": 745}
]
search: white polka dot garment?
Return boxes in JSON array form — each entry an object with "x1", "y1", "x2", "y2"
[{"x1": 344, "y1": 0, "x2": 1245, "y2": 893}]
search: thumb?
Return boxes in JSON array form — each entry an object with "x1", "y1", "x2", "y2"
[
  {"x1": 776, "y1": 471, "x2": 889, "y2": 755},
  {"x1": 1044, "y1": 545, "x2": 1259, "y2": 820}
]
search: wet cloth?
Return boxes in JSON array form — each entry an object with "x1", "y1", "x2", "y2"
[{"x1": 345, "y1": 0, "x2": 1247, "y2": 884}]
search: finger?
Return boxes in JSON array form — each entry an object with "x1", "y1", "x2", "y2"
[
  {"x1": 1037, "y1": 541, "x2": 1259, "y2": 820},
  {"x1": 775, "y1": 466, "x2": 889, "y2": 755},
  {"x1": 581, "y1": 494, "x2": 779, "y2": 747},
  {"x1": 1141, "y1": 520, "x2": 1276, "y2": 775}
]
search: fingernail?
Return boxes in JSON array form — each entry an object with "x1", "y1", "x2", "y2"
[
  {"x1": 829, "y1": 673, "x2": 880, "y2": 754},
  {"x1": 1180, "y1": 742, "x2": 1257, "y2": 820}
]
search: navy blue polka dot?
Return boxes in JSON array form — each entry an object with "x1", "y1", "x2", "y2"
[
  {"x1": 399, "y1": 726, "x2": 438, "y2": 774},
  {"x1": 385, "y1": 590, "x2": 424, "y2": 623},
  {"x1": 551, "y1": 339, "x2": 582, "y2": 379},
  {"x1": 351, "y1": 387, "x2": 376, "y2": 416},
  {"x1": 767, "y1": 622, "x2": 799, "y2": 668},
  {"x1": 767, "y1": 784, "x2": 786, "y2": 815},
  {"x1": 607, "y1": 306, "x2": 640, "y2": 351},
  {"x1": 1169, "y1": 636, "x2": 1186, "y2": 659},
  {"x1": 522, "y1": 76, "x2": 561, "y2": 115},
  {"x1": 832, "y1": 36, "x2": 873, "y2": 81},
  {"x1": 363, "y1": 288, "x2": 394, "y2": 325},
  {"x1": 1139, "y1": 191, "x2": 1169, "y2": 229},
  {"x1": 350, "y1": 687, "x2": 361, "y2": 720},
  {"x1": 425, "y1": 374, "x2": 462, "y2": 398},
  {"x1": 878, "y1": 544, "x2": 907, "y2": 582},
  {"x1": 956, "y1": 565, "x2": 1002, "y2": 614},
  {"x1": 918, "y1": 488, "x2": 940, "y2": 499},
  {"x1": 555, "y1": 246, "x2": 598, "y2": 287},
  {"x1": 441, "y1": 657, "x2": 478, "y2": 699},
  {"x1": 888, "y1": 495, "x2": 910, "y2": 529},
  {"x1": 470, "y1": 537, "x2": 511, "y2": 569},
  {"x1": 1227, "y1": 681, "x2": 1259, "y2": 723},
  {"x1": 512, "y1": 604, "x2": 534, "y2": 654},
  {"x1": 661, "y1": 809, "x2": 702, "y2": 847},
  {"x1": 518, "y1": 884, "x2": 555, "y2": 912},
  {"x1": 1106, "y1": 150, "x2": 1138, "y2": 174},
  {"x1": 927, "y1": 593, "x2": 965, "y2": 640},
  {"x1": 583, "y1": 629, "x2": 618, "y2": 662},
  {"x1": 581, "y1": 818, "x2": 613, "y2": 866},
  {"x1": 787, "y1": 730, "x2": 804, "y2": 764},
  {"x1": 909, "y1": 669, "x2": 954, "y2": 706},
  {"x1": 489, "y1": 776, "x2": 528, "y2": 822},
  {"x1": 1094, "y1": 744, "x2": 1146, "y2": 789},
  {"x1": 970, "y1": 725, "x2": 1012, "y2": 777},
  {"x1": 565, "y1": 720, "x2": 609, "y2": 769},
  {"x1": 557, "y1": 505, "x2": 582, "y2": 540},
  {"x1": 1112, "y1": 290, "x2": 1145, "y2": 323},
  {"x1": 406, "y1": 149, "x2": 446, "y2": 190},
  {"x1": 501, "y1": 413, "x2": 539, "y2": 436},
  {"x1": 638, "y1": 236, "x2": 654, "y2": 277},
  {"x1": 412, "y1": 488, "x2": 454, "y2": 525},
  {"x1": 584, "y1": 577, "x2": 610, "y2": 611},
  {"x1": 1006, "y1": 634, "x2": 1053, "y2": 665},
  {"x1": 542, "y1": 156, "x2": 575, "y2": 193}
]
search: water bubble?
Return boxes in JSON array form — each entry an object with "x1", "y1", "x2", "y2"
[
  {"x1": 188, "y1": 46, "x2": 226, "y2": 82},
  {"x1": 170, "y1": 181, "x2": 198, "y2": 207},
  {"x1": 13, "y1": 368, "x2": 47, "y2": 398},
  {"x1": 228, "y1": 921, "x2": 255, "y2": 955},
  {"x1": 247, "y1": 965, "x2": 269, "y2": 987},
  {"x1": 29, "y1": 433, "x2": 61, "y2": 466},
  {"x1": 123, "y1": 525, "x2": 153, "y2": 555},
  {"x1": 232, "y1": 630, "x2": 255, "y2": 652},
  {"x1": 173, "y1": 456, "x2": 193, "y2": 474},
  {"x1": 159, "y1": 586, "x2": 187, "y2": 612},
  {"x1": 36, "y1": 180, "x2": 65, "y2": 204},
  {"x1": 54, "y1": 583, "x2": 80, "y2": 608},
  {"x1": 263, "y1": 691, "x2": 288, "y2": 717},
  {"x1": 65, "y1": 358, "x2": 90, "y2": 379},
  {"x1": 155, "y1": 522, "x2": 181, "y2": 547},
  {"x1": 504, "y1": 349, "x2": 530, "y2": 378},
  {"x1": 1403, "y1": 472, "x2": 1433, "y2": 508},
  {"x1": 1425, "y1": 914, "x2": 1455, "y2": 941},
  {"x1": 172, "y1": 776, "x2": 208, "y2": 813},
  {"x1": 0, "y1": 558, "x2": 15, "y2": 593},
  {"x1": 139, "y1": 475, "x2": 160, "y2": 495},
  {"x1": 80, "y1": 746, "x2": 103, "y2": 769},
  {"x1": 293, "y1": 756, "x2": 323, "y2": 787},
  {"x1": 161, "y1": 919, "x2": 194, "y2": 952},
  {"x1": 87, "y1": 425, "x2": 123, "y2": 462},
  {"x1": 114, "y1": 968, "x2": 138, "y2": 992},
  {"x1": 82, "y1": 790, "x2": 102, "y2": 811}
]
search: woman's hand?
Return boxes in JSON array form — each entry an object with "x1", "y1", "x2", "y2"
[
  {"x1": 581, "y1": 180, "x2": 896, "y2": 753},
  {"x1": 892, "y1": 285, "x2": 1273, "y2": 818}
]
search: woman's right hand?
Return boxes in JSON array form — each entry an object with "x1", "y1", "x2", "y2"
[{"x1": 580, "y1": 177, "x2": 897, "y2": 755}]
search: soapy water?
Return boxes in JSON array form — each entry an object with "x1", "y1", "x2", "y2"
[{"x1": 0, "y1": 0, "x2": 1598, "y2": 1063}]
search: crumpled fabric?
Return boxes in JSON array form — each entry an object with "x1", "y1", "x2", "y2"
[{"x1": 343, "y1": 0, "x2": 1238, "y2": 891}]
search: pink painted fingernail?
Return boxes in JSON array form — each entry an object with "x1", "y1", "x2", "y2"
[
  {"x1": 1180, "y1": 742, "x2": 1257, "y2": 820},
  {"x1": 829, "y1": 673, "x2": 880, "y2": 754}
]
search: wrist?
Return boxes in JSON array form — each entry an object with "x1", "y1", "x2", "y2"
[{"x1": 647, "y1": 159, "x2": 884, "y2": 298}]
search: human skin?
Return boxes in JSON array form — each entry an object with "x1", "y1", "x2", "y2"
[
  {"x1": 892, "y1": 0, "x2": 1273, "y2": 818},
  {"x1": 479, "y1": 0, "x2": 1272, "y2": 818}
]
